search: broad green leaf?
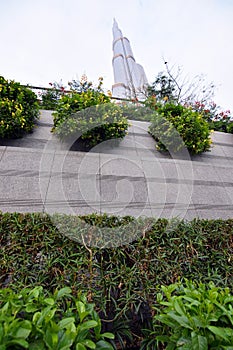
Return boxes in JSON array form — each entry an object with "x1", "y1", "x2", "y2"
[
  {"x1": 208, "y1": 326, "x2": 233, "y2": 341},
  {"x1": 56, "y1": 287, "x2": 72, "y2": 300},
  {"x1": 82, "y1": 339, "x2": 96, "y2": 349},
  {"x1": 44, "y1": 329, "x2": 58, "y2": 349},
  {"x1": 181, "y1": 296, "x2": 201, "y2": 306},
  {"x1": 44, "y1": 298, "x2": 55, "y2": 306},
  {"x1": 6, "y1": 339, "x2": 29, "y2": 348},
  {"x1": 173, "y1": 299, "x2": 186, "y2": 316},
  {"x1": 176, "y1": 337, "x2": 192, "y2": 349},
  {"x1": 57, "y1": 332, "x2": 75, "y2": 350},
  {"x1": 37, "y1": 306, "x2": 56, "y2": 325},
  {"x1": 59, "y1": 317, "x2": 75, "y2": 329},
  {"x1": 76, "y1": 301, "x2": 86, "y2": 320},
  {"x1": 25, "y1": 304, "x2": 38, "y2": 313},
  {"x1": 191, "y1": 332, "x2": 208, "y2": 350},
  {"x1": 79, "y1": 320, "x2": 98, "y2": 331},
  {"x1": 28, "y1": 286, "x2": 43, "y2": 300},
  {"x1": 1, "y1": 302, "x2": 9, "y2": 314},
  {"x1": 13, "y1": 320, "x2": 32, "y2": 339},
  {"x1": 155, "y1": 314, "x2": 179, "y2": 328},
  {"x1": 76, "y1": 343, "x2": 86, "y2": 350},
  {"x1": 101, "y1": 332, "x2": 114, "y2": 339},
  {"x1": 167, "y1": 312, "x2": 193, "y2": 330},
  {"x1": 95, "y1": 340, "x2": 114, "y2": 350}
]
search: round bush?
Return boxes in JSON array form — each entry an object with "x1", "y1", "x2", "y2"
[
  {"x1": 53, "y1": 102, "x2": 129, "y2": 147},
  {"x1": 52, "y1": 90, "x2": 110, "y2": 129},
  {"x1": 148, "y1": 103, "x2": 212, "y2": 154},
  {"x1": 52, "y1": 91, "x2": 129, "y2": 147},
  {"x1": 0, "y1": 76, "x2": 39, "y2": 138}
]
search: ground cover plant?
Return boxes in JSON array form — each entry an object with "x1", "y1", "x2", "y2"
[
  {"x1": 0, "y1": 76, "x2": 39, "y2": 138},
  {"x1": 0, "y1": 212, "x2": 232, "y2": 348}
]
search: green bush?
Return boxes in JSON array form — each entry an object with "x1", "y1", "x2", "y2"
[
  {"x1": 0, "y1": 286, "x2": 114, "y2": 349},
  {"x1": 0, "y1": 212, "x2": 232, "y2": 348},
  {"x1": 148, "y1": 103, "x2": 212, "y2": 154},
  {"x1": 52, "y1": 89, "x2": 110, "y2": 128},
  {"x1": 52, "y1": 96, "x2": 129, "y2": 147},
  {"x1": 0, "y1": 76, "x2": 39, "y2": 138},
  {"x1": 144, "y1": 280, "x2": 233, "y2": 349}
]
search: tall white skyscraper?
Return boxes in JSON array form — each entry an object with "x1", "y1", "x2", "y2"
[{"x1": 112, "y1": 19, "x2": 148, "y2": 100}]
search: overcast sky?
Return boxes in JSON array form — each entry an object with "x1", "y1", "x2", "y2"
[{"x1": 1, "y1": 0, "x2": 233, "y2": 112}]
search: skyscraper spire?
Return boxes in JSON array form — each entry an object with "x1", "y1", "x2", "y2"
[{"x1": 112, "y1": 19, "x2": 148, "y2": 100}]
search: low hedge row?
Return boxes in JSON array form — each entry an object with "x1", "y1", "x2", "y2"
[
  {"x1": 0, "y1": 212, "x2": 232, "y2": 348},
  {"x1": 1, "y1": 281, "x2": 232, "y2": 349}
]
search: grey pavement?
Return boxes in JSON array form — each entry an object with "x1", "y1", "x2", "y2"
[{"x1": 0, "y1": 110, "x2": 233, "y2": 220}]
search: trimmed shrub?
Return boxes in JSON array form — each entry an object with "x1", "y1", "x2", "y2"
[
  {"x1": 148, "y1": 103, "x2": 212, "y2": 154},
  {"x1": 0, "y1": 76, "x2": 39, "y2": 138},
  {"x1": 52, "y1": 89, "x2": 110, "y2": 129},
  {"x1": 52, "y1": 95, "x2": 129, "y2": 147}
]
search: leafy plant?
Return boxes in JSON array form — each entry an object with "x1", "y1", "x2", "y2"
[
  {"x1": 149, "y1": 280, "x2": 233, "y2": 349},
  {"x1": 148, "y1": 102, "x2": 211, "y2": 154},
  {"x1": 52, "y1": 76, "x2": 110, "y2": 131},
  {"x1": 0, "y1": 76, "x2": 39, "y2": 138},
  {"x1": 147, "y1": 61, "x2": 215, "y2": 106},
  {"x1": 0, "y1": 212, "x2": 233, "y2": 348},
  {"x1": 0, "y1": 286, "x2": 114, "y2": 349},
  {"x1": 187, "y1": 100, "x2": 233, "y2": 134},
  {"x1": 53, "y1": 100, "x2": 129, "y2": 147}
]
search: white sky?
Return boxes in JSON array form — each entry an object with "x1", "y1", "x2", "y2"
[{"x1": 1, "y1": 0, "x2": 233, "y2": 112}]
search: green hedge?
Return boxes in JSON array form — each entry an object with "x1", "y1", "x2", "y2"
[{"x1": 0, "y1": 212, "x2": 232, "y2": 348}]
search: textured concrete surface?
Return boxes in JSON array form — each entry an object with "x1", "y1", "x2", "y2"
[{"x1": 0, "y1": 110, "x2": 232, "y2": 220}]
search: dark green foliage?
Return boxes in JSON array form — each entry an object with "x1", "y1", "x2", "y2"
[
  {"x1": 0, "y1": 76, "x2": 39, "y2": 138},
  {"x1": 0, "y1": 212, "x2": 233, "y2": 348},
  {"x1": 148, "y1": 102, "x2": 212, "y2": 154},
  {"x1": 147, "y1": 72, "x2": 177, "y2": 102}
]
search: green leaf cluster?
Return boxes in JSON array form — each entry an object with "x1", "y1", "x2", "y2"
[
  {"x1": 0, "y1": 286, "x2": 114, "y2": 349},
  {"x1": 150, "y1": 280, "x2": 233, "y2": 349},
  {"x1": 148, "y1": 102, "x2": 211, "y2": 154},
  {"x1": 53, "y1": 103, "x2": 129, "y2": 147},
  {"x1": 0, "y1": 76, "x2": 39, "y2": 138},
  {"x1": 52, "y1": 90, "x2": 110, "y2": 129}
]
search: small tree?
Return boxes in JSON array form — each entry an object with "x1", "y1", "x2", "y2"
[{"x1": 147, "y1": 61, "x2": 216, "y2": 105}]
